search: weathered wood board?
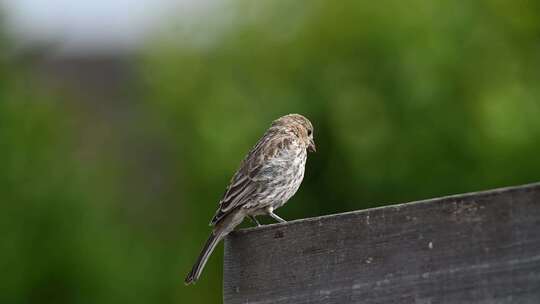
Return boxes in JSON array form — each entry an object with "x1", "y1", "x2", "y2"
[{"x1": 224, "y1": 183, "x2": 540, "y2": 303}]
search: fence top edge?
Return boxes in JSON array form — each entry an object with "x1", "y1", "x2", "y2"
[{"x1": 229, "y1": 181, "x2": 540, "y2": 236}]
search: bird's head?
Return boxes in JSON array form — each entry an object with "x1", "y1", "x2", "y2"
[{"x1": 272, "y1": 113, "x2": 316, "y2": 153}]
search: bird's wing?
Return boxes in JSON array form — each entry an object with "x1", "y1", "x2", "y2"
[{"x1": 210, "y1": 131, "x2": 293, "y2": 226}]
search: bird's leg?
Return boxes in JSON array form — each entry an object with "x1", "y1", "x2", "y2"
[
  {"x1": 269, "y1": 212, "x2": 286, "y2": 223},
  {"x1": 269, "y1": 212, "x2": 287, "y2": 223},
  {"x1": 266, "y1": 206, "x2": 287, "y2": 223},
  {"x1": 249, "y1": 215, "x2": 261, "y2": 227}
]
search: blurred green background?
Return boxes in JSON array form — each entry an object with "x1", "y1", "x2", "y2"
[{"x1": 2, "y1": 0, "x2": 540, "y2": 303}]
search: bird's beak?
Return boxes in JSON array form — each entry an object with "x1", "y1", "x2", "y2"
[{"x1": 308, "y1": 139, "x2": 316, "y2": 153}]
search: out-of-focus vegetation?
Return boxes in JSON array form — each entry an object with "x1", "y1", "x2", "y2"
[{"x1": 2, "y1": 0, "x2": 540, "y2": 303}]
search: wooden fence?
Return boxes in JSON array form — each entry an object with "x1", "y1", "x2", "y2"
[{"x1": 223, "y1": 183, "x2": 540, "y2": 303}]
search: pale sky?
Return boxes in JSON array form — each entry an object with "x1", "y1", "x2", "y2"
[{"x1": 1, "y1": 0, "x2": 213, "y2": 53}]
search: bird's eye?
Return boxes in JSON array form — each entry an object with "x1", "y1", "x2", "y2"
[{"x1": 307, "y1": 130, "x2": 312, "y2": 136}]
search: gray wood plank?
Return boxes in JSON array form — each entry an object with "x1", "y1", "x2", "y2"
[{"x1": 223, "y1": 183, "x2": 540, "y2": 304}]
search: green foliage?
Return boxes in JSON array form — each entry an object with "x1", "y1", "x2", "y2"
[
  {"x1": 2, "y1": 0, "x2": 540, "y2": 303},
  {"x1": 143, "y1": 0, "x2": 540, "y2": 210},
  {"x1": 141, "y1": 1, "x2": 540, "y2": 301},
  {"x1": 0, "y1": 33, "x2": 174, "y2": 304}
]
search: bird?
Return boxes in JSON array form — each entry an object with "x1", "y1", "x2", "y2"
[{"x1": 185, "y1": 113, "x2": 316, "y2": 285}]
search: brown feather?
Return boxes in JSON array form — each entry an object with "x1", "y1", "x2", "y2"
[{"x1": 188, "y1": 113, "x2": 315, "y2": 284}]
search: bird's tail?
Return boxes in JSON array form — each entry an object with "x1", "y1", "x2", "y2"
[{"x1": 185, "y1": 231, "x2": 223, "y2": 285}]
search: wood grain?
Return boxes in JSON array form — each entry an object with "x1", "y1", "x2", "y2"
[{"x1": 223, "y1": 183, "x2": 540, "y2": 303}]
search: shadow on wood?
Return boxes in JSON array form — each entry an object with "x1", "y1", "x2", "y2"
[{"x1": 224, "y1": 183, "x2": 540, "y2": 304}]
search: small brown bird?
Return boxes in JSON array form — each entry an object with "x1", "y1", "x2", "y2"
[{"x1": 185, "y1": 114, "x2": 316, "y2": 284}]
